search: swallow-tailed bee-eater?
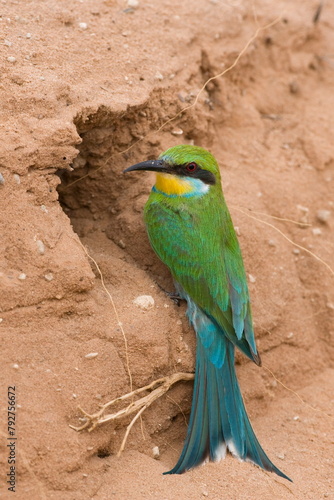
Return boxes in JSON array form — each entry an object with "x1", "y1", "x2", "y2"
[{"x1": 124, "y1": 145, "x2": 291, "y2": 481}]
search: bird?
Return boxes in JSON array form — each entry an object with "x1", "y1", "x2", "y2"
[{"x1": 124, "y1": 145, "x2": 291, "y2": 481}]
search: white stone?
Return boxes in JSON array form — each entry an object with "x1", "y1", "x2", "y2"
[
  {"x1": 171, "y1": 127, "x2": 183, "y2": 136},
  {"x1": 133, "y1": 295, "x2": 155, "y2": 310},
  {"x1": 316, "y1": 209, "x2": 331, "y2": 223},
  {"x1": 85, "y1": 352, "x2": 99, "y2": 359},
  {"x1": 154, "y1": 71, "x2": 163, "y2": 81},
  {"x1": 127, "y1": 0, "x2": 139, "y2": 7},
  {"x1": 36, "y1": 240, "x2": 45, "y2": 254}
]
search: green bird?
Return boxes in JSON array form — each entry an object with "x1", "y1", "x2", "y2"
[{"x1": 124, "y1": 145, "x2": 291, "y2": 481}]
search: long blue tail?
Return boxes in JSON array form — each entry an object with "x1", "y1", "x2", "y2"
[{"x1": 164, "y1": 308, "x2": 291, "y2": 481}]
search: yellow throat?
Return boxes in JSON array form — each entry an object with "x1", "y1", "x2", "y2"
[{"x1": 155, "y1": 173, "x2": 194, "y2": 196}]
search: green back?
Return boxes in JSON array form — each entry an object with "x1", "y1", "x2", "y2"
[{"x1": 143, "y1": 147, "x2": 260, "y2": 363}]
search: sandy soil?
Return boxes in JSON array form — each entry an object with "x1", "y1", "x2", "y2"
[{"x1": 1, "y1": 0, "x2": 334, "y2": 499}]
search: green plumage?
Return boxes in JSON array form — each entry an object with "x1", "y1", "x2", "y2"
[
  {"x1": 144, "y1": 146, "x2": 259, "y2": 364},
  {"x1": 124, "y1": 145, "x2": 291, "y2": 481}
]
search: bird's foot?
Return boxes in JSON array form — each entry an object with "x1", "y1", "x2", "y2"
[
  {"x1": 166, "y1": 291, "x2": 184, "y2": 307},
  {"x1": 155, "y1": 282, "x2": 184, "y2": 307}
]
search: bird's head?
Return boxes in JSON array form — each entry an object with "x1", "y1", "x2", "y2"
[{"x1": 124, "y1": 145, "x2": 221, "y2": 198}]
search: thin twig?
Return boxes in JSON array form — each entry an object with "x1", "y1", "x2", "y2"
[{"x1": 70, "y1": 373, "x2": 195, "y2": 450}]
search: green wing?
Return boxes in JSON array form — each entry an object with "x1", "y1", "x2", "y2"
[{"x1": 144, "y1": 196, "x2": 260, "y2": 364}]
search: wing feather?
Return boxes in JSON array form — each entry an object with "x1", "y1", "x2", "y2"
[{"x1": 144, "y1": 196, "x2": 260, "y2": 364}]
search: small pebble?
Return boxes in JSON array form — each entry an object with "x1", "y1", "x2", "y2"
[
  {"x1": 297, "y1": 204, "x2": 309, "y2": 213},
  {"x1": 312, "y1": 227, "x2": 322, "y2": 236},
  {"x1": 248, "y1": 274, "x2": 256, "y2": 284},
  {"x1": 177, "y1": 91, "x2": 187, "y2": 102},
  {"x1": 133, "y1": 295, "x2": 155, "y2": 310},
  {"x1": 154, "y1": 70, "x2": 163, "y2": 81},
  {"x1": 326, "y1": 302, "x2": 334, "y2": 310},
  {"x1": 297, "y1": 204, "x2": 309, "y2": 225},
  {"x1": 0, "y1": 318, "x2": 3, "y2": 323},
  {"x1": 82, "y1": 473, "x2": 88, "y2": 478},
  {"x1": 26, "y1": 33, "x2": 32, "y2": 38},
  {"x1": 85, "y1": 352, "x2": 99, "y2": 359},
  {"x1": 87, "y1": 446, "x2": 94, "y2": 451},
  {"x1": 13, "y1": 174, "x2": 20, "y2": 184},
  {"x1": 234, "y1": 226, "x2": 240, "y2": 236},
  {"x1": 289, "y1": 81, "x2": 299, "y2": 94},
  {"x1": 292, "y1": 248, "x2": 300, "y2": 254},
  {"x1": 72, "y1": 393, "x2": 77, "y2": 399},
  {"x1": 171, "y1": 128, "x2": 183, "y2": 136},
  {"x1": 118, "y1": 239, "x2": 126, "y2": 249},
  {"x1": 44, "y1": 273, "x2": 54, "y2": 281},
  {"x1": 316, "y1": 209, "x2": 331, "y2": 223},
  {"x1": 79, "y1": 22, "x2": 88, "y2": 29},
  {"x1": 127, "y1": 0, "x2": 139, "y2": 7},
  {"x1": 36, "y1": 240, "x2": 45, "y2": 254},
  {"x1": 18, "y1": 273, "x2": 26, "y2": 280},
  {"x1": 12, "y1": 364, "x2": 19, "y2": 370},
  {"x1": 4, "y1": 39, "x2": 12, "y2": 46},
  {"x1": 40, "y1": 205, "x2": 48, "y2": 213},
  {"x1": 202, "y1": 492, "x2": 209, "y2": 497},
  {"x1": 152, "y1": 446, "x2": 160, "y2": 459},
  {"x1": 7, "y1": 56, "x2": 16, "y2": 63},
  {"x1": 0, "y1": 173, "x2": 4, "y2": 185},
  {"x1": 277, "y1": 453, "x2": 285, "y2": 460},
  {"x1": 268, "y1": 239, "x2": 277, "y2": 247},
  {"x1": 293, "y1": 415, "x2": 300, "y2": 421}
]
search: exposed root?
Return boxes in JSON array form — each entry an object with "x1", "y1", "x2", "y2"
[{"x1": 70, "y1": 372, "x2": 194, "y2": 454}]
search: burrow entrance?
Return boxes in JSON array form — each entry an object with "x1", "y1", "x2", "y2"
[{"x1": 56, "y1": 84, "x2": 219, "y2": 278}]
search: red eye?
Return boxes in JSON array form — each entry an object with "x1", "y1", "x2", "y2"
[{"x1": 186, "y1": 162, "x2": 198, "y2": 173}]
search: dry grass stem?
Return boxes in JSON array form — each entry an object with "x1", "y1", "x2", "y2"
[{"x1": 70, "y1": 372, "x2": 194, "y2": 453}]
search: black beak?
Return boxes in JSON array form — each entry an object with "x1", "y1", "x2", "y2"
[{"x1": 123, "y1": 159, "x2": 168, "y2": 174}]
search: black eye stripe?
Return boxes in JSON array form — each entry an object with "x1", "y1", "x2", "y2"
[{"x1": 172, "y1": 164, "x2": 216, "y2": 185}]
